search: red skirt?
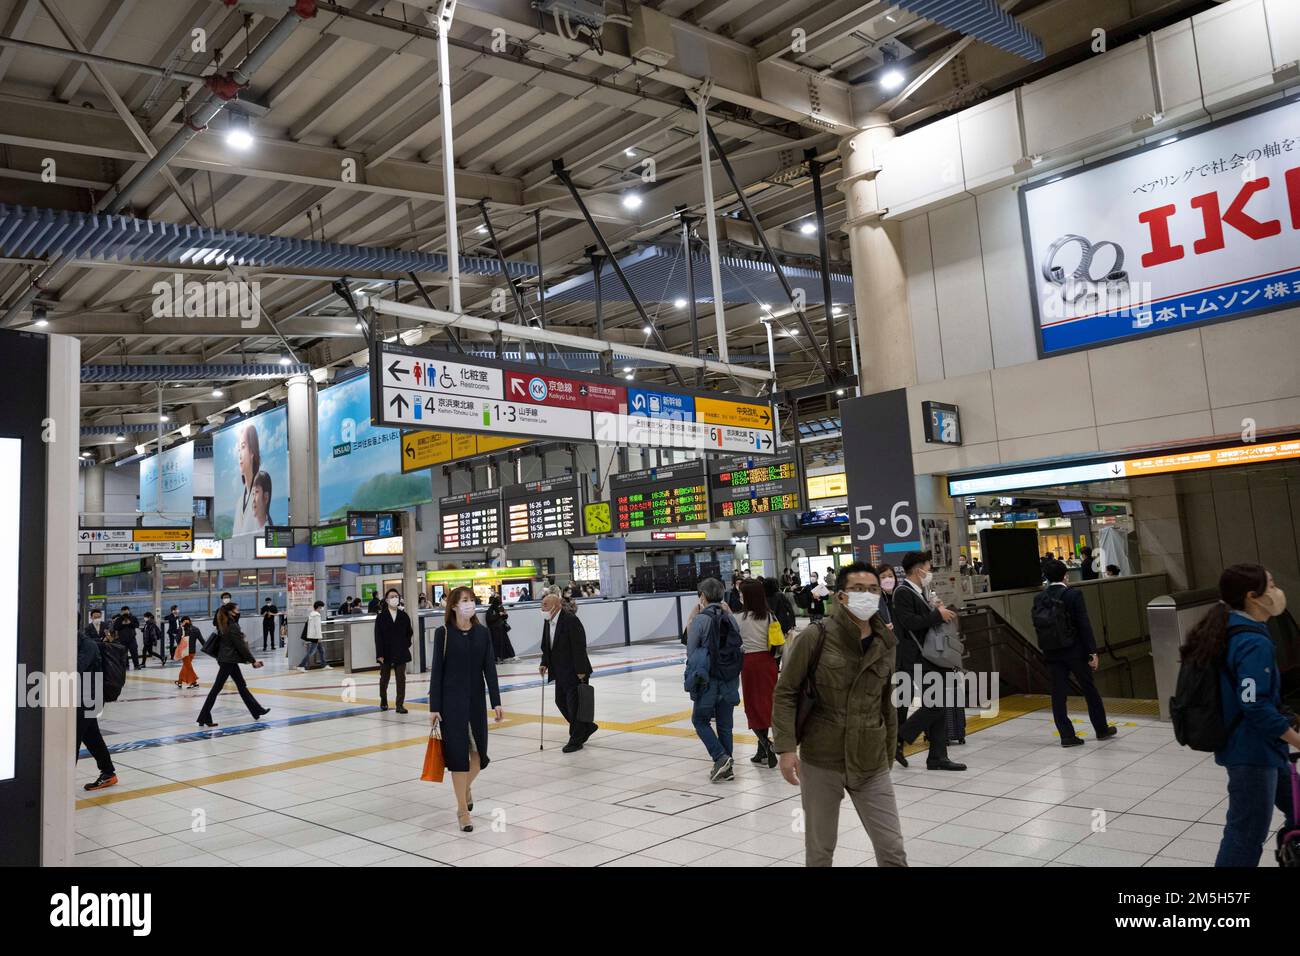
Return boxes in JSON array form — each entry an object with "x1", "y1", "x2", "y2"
[{"x1": 740, "y1": 651, "x2": 778, "y2": 731}]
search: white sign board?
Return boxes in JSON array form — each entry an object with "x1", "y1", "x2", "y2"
[{"x1": 1021, "y1": 97, "x2": 1300, "y2": 355}]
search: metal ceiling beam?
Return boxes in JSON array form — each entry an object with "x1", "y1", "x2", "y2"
[
  {"x1": 0, "y1": 0, "x2": 40, "y2": 86},
  {"x1": 756, "y1": 0, "x2": 887, "y2": 62}
]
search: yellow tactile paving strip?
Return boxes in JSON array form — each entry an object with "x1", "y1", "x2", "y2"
[{"x1": 82, "y1": 674, "x2": 1154, "y2": 810}]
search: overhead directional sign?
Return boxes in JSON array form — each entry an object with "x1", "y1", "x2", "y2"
[
  {"x1": 77, "y1": 525, "x2": 194, "y2": 555},
  {"x1": 372, "y1": 342, "x2": 777, "y2": 455}
]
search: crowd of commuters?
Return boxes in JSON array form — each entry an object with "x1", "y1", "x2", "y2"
[{"x1": 72, "y1": 552, "x2": 1296, "y2": 868}]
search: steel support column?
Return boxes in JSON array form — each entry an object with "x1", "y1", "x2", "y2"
[{"x1": 806, "y1": 149, "x2": 840, "y2": 375}]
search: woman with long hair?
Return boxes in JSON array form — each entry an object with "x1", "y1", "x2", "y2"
[
  {"x1": 232, "y1": 423, "x2": 262, "y2": 536},
  {"x1": 738, "y1": 578, "x2": 780, "y2": 768},
  {"x1": 1182, "y1": 563, "x2": 1300, "y2": 866},
  {"x1": 428, "y1": 586, "x2": 502, "y2": 832},
  {"x1": 196, "y1": 604, "x2": 268, "y2": 728},
  {"x1": 485, "y1": 593, "x2": 516, "y2": 664}
]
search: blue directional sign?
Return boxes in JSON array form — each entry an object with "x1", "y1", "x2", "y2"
[{"x1": 628, "y1": 387, "x2": 694, "y2": 421}]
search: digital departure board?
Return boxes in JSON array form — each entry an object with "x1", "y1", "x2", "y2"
[
  {"x1": 610, "y1": 460, "x2": 710, "y2": 532},
  {"x1": 438, "y1": 488, "x2": 502, "y2": 551},
  {"x1": 502, "y1": 476, "x2": 580, "y2": 543},
  {"x1": 708, "y1": 454, "x2": 801, "y2": 521}
]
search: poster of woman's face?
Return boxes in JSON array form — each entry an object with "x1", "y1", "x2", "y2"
[{"x1": 213, "y1": 405, "x2": 289, "y2": 539}]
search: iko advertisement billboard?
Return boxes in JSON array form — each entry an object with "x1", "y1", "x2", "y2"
[
  {"x1": 213, "y1": 405, "x2": 290, "y2": 539},
  {"x1": 1020, "y1": 96, "x2": 1300, "y2": 356},
  {"x1": 318, "y1": 372, "x2": 432, "y2": 521}
]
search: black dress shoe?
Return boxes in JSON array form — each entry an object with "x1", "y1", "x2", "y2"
[
  {"x1": 395, "y1": 706, "x2": 408, "y2": 715},
  {"x1": 894, "y1": 745, "x2": 909, "y2": 769},
  {"x1": 1061, "y1": 736, "x2": 1085, "y2": 748},
  {"x1": 379, "y1": 704, "x2": 389, "y2": 712},
  {"x1": 561, "y1": 741, "x2": 583, "y2": 754},
  {"x1": 926, "y1": 759, "x2": 967, "y2": 771},
  {"x1": 1096, "y1": 725, "x2": 1118, "y2": 739}
]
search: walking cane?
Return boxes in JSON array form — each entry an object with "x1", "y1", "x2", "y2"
[{"x1": 539, "y1": 670, "x2": 545, "y2": 751}]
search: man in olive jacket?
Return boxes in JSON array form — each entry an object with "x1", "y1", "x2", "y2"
[{"x1": 771, "y1": 562, "x2": 907, "y2": 867}]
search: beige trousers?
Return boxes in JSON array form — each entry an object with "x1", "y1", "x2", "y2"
[{"x1": 799, "y1": 760, "x2": 908, "y2": 867}]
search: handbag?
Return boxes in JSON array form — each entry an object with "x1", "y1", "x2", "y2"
[
  {"x1": 421, "y1": 722, "x2": 446, "y2": 783},
  {"x1": 921, "y1": 619, "x2": 965, "y2": 670},
  {"x1": 574, "y1": 681, "x2": 595, "y2": 723},
  {"x1": 202, "y1": 631, "x2": 222, "y2": 658},
  {"x1": 766, "y1": 614, "x2": 785, "y2": 648},
  {"x1": 172, "y1": 636, "x2": 188, "y2": 661},
  {"x1": 794, "y1": 622, "x2": 828, "y2": 743}
]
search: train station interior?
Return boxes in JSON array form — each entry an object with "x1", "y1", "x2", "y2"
[{"x1": 1, "y1": 0, "x2": 1298, "y2": 888}]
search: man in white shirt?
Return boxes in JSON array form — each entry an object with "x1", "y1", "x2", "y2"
[{"x1": 297, "y1": 601, "x2": 331, "y2": 671}]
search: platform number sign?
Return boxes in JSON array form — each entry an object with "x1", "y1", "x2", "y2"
[
  {"x1": 841, "y1": 389, "x2": 922, "y2": 555},
  {"x1": 922, "y1": 401, "x2": 962, "y2": 446}
]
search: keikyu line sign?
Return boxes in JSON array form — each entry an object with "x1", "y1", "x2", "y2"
[{"x1": 371, "y1": 341, "x2": 776, "y2": 455}]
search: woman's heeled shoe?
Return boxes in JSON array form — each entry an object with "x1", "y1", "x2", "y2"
[{"x1": 457, "y1": 811, "x2": 473, "y2": 832}]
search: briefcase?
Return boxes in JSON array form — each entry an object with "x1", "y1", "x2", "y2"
[{"x1": 574, "y1": 682, "x2": 595, "y2": 723}]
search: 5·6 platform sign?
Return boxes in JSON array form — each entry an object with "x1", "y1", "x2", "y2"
[{"x1": 1020, "y1": 96, "x2": 1300, "y2": 356}]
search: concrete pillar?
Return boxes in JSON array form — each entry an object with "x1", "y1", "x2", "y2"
[
  {"x1": 840, "y1": 114, "x2": 915, "y2": 394},
  {"x1": 285, "y1": 374, "x2": 325, "y2": 666},
  {"x1": 82, "y1": 463, "x2": 104, "y2": 528},
  {"x1": 745, "y1": 516, "x2": 779, "y2": 578}
]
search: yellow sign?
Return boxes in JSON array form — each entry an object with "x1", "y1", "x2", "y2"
[
  {"x1": 133, "y1": 528, "x2": 192, "y2": 542},
  {"x1": 1121, "y1": 438, "x2": 1300, "y2": 477},
  {"x1": 806, "y1": 472, "x2": 847, "y2": 500},
  {"x1": 584, "y1": 502, "x2": 612, "y2": 535},
  {"x1": 695, "y1": 397, "x2": 774, "y2": 430},
  {"x1": 401, "y1": 430, "x2": 531, "y2": 473}
]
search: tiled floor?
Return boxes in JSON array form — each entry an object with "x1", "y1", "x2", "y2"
[{"x1": 73, "y1": 638, "x2": 1286, "y2": 867}]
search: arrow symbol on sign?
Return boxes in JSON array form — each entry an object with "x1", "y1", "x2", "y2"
[
  {"x1": 405, "y1": 444, "x2": 415, "y2": 460},
  {"x1": 387, "y1": 360, "x2": 408, "y2": 381},
  {"x1": 1111, "y1": 464, "x2": 1122, "y2": 475},
  {"x1": 761, "y1": 434, "x2": 772, "y2": 449},
  {"x1": 389, "y1": 393, "x2": 409, "y2": 417},
  {"x1": 759, "y1": 408, "x2": 771, "y2": 425},
  {"x1": 510, "y1": 378, "x2": 527, "y2": 398}
]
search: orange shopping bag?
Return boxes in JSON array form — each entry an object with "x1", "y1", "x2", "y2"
[
  {"x1": 172, "y1": 636, "x2": 188, "y2": 661},
  {"x1": 421, "y1": 723, "x2": 445, "y2": 783}
]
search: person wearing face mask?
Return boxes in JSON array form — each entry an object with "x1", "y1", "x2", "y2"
[
  {"x1": 374, "y1": 588, "x2": 414, "y2": 714},
  {"x1": 1179, "y1": 564, "x2": 1300, "y2": 867},
  {"x1": 892, "y1": 551, "x2": 964, "y2": 772},
  {"x1": 771, "y1": 562, "x2": 906, "y2": 866},
  {"x1": 429, "y1": 587, "x2": 503, "y2": 832},
  {"x1": 540, "y1": 588, "x2": 596, "y2": 752},
  {"x1": 876, "y1": 565, "x2": 898, "y2": 628},
  {"x1": 737, "y1": 579, "x2": 781, "y2": 768}
]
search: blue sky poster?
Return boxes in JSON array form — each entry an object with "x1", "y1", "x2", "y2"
[{"x1": 317, "y1": 372, "x2": 432, "y2": 521}]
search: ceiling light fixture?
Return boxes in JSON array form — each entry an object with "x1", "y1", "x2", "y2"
[
  {"x1": 880, "y1": 68, "x2": 905, "y2": 91},
  {"x1": 624, "y1": 148, "x2": 636, "y2": 157},
  {"x1": 642, "y1": 325, "x2": 652, "y2": 335},
  {"x1": 622, "y1": 192, "x2": 643, "y2": 210},
  {"x1": 225, "y1": 111, "x2": 253, "y2": 151},
  {"x1": 278, "y1": 356, "x2": 292, "y2": 366},
  {"x1": 211, "y1": 388, "x2": 224, "y2": 398},
  {"x1": 800, "y1": 222, "x2": 816, "y2": 235},
  {"x1": 674, "y1": 298, "x2": 687, "y2": 309}
]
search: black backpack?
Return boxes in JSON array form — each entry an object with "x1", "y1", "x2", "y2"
[
  {"x1": 1170, "y1": 626, "x2": 1248, "y2": 752},
  {"x1": 1031, "y1": 587, "x2": 1076, "y2": 652},
  {"x1": 702, "y1": 606, "x2": 744, "y2": 682},
  {"x1": 793, "y1": 587, "x2": 811, "y2": 611},
  {"x1": 98, "y1": 641, "x2": 127, "y2": 703}
]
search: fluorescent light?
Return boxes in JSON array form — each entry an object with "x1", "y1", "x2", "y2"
[
  {"x1": 835, "y1": 388, "x2": 845, "y2": 396},
  {"x1": 1159, "y1": 135, "x2": 1179, "y2": 146},
  {"x1": 34, "y1": 318, "x2": 48, "y2": 328},
  {"x1": 783, "y1": 328, "x2": 799, "y2": 337},
  {"x1": 624, "y1": 373, "x2": 634, "y2": 380},
  {"x1": 159, "y1": 414, "x2": 169, "y2": 422},
  {"x1": 113, "y1": 432, "x2": 125, "y2": 442},
  {"x1": 642, "y1": 325, "x2": 652, "y2": 335},
  {"x1": 278, "y1": 356, "x2": 292, "y2": 366},
  {"x1": 211, "y1": 388, "x2": 223, "y2": 398},
  {"x1": 800, "y1": 222, "x2": 816, "y2": 235},
  {"x1": 476, "y1": 224, "x2": 488, "y2": 234},
  {"x1": 674, "y1": 298, "x2": 687, "y2": 309},
  {"x1": 622, "y1": 366, "x2": 632, "y2": 373},
  {"x1": 624, "y1": 148, "x2": 636, "y2": 157},
  {"x1": 832, "y1": 306, "x2": 843, "y2": 315},
  {"x1": 880, "y1": 68, "x2": 905, "y2": 91},
  {"x1": 622, "y1": 192, "x2": 643, "y2": 210}
]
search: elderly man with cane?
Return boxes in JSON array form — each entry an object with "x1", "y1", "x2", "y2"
[{"x1": 538, "y1": 588, "x2": 597, "y2": 753}]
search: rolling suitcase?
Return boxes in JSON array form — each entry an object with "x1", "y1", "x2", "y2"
[
  {"x1": 946, "y1": 705, "x2": 966, "y2": 745},
  {"x1": 1278, "y1": 755, "x2": 1300, "y2": 868}
]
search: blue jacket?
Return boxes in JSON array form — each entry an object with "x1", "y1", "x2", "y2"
[
  {"x1": 1215, "y1": 612, "x2": 1291, "y2": 770},
  {"x1": 683, "y1": 604, "x2": 740, "y2": 706}
]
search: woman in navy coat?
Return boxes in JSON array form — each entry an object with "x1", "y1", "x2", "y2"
[{"x1": 429, "y1": 586, "x2": 503, "y2": 832}]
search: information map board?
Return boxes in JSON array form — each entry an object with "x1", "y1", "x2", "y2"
[
  {"x1": 609, "y1": 461, "x2": 710, "y2": 533},
  {"x1": 371, "y1": 342, "x2": 776, "y2": 456},
  {"x1": 707, "y1": 454, "x2": 801, "y2": 521},
  {"x1": 502, "y1": 476, "x2": 580, "y2": 544},
  {"x1": 438, "y1": 488, "x2": 502, "y2": 551}
]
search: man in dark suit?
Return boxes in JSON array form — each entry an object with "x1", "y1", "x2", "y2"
[
  {"x1": 539, "y1": 590, "x2": 596, "y2": 753},
  {"x1": 260, "y1": 598, "x2": 279, "y2": 651},
  {"x1": 1038, "y1": 560, "x2": 1115, "y2": 747},
  {"x1": 165, "y1": 604, "x2": 181, "y2": 657},
  {"x1": 892, "y1": 551, "x2": 965, "y2": 772},
  {"x1": 84, "y1": 608, "x2": 106, "y2": 643},
  {"x1": 112, "y1": 606, "x2": 141, "y2": 670}
]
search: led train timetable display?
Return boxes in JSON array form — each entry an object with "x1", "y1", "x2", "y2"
[
  {"x1": 610, "y1": 461, "x2": 710, "y2": 532},
  {"x1": 708, "y1": 454, "x2": 802, "y2": 521}
]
